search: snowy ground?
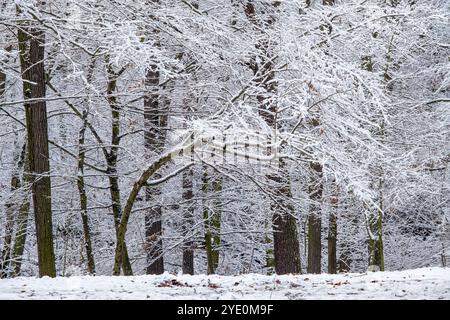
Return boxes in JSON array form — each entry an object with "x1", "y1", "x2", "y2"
[{"x1": 0, "y1": 267, "x2": 449, "y2": 300}]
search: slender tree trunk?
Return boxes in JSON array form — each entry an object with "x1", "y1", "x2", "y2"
[
  {"x1": 12, "y1": 21, "x2": 34, "y2": 277},
  {"x1": 77, "y1": 111, "x2": 96, "y2": 275},
  {"x1": 328, "y1": 188, "x2": 338, "y2": 274},
  {"x1": 0, "y1": 54, "x2": 6, "y2": 98},
  {"x1": 210, "y1": 174, "x2": 222, "y2": 273},
  {"x1": 367, "y1": 185, "x2": 384, "y2": 271},
  {"x1": 182, "y1": 168, "x2": 194, "y2": 275},
  {"x1": 143, "y1": 11, "x2": 168, "y2": 273},
  {"x1": 143, "y1": 69, "x2": 167, "y2": 274},
  {"x1": 0, "y1": 151, "x2": 22, "y2": 278},
  {"x1": 11, "y1": 149, "x2": 31, "y2": 277},
  {"x1": 24, "y1": 24, "x2": 56, "y2": 277},
  {"x1": 203, "y1": 168, "x2": 222, "y2": 275},
  {"x1": 105, "y1": 58, "x2": 133, "y2": 276},
  {"x1": 307, "y1": 162, "x2": 323, "y2": 274},
  {"x1": 1, "y1": 139, "x2": 27, "y2": 277},
  {"x1": 362, "y1": 52, "x2": 385, "y2": 272},
  {"x1": 305, "y1": 0, "x2": 336, "y2": 276}
]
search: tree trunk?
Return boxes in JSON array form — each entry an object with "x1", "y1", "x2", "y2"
[
  {"x1": 145, "y1": 202, "x2": 164, "y2": 274},
  {"x1": 0, "y1": 141, "x2": 26, "y2": 278},
  {"x1": 367, "y1": 204, "x2": 384, "y2": 271},
  {"x1": 143, "y1": 18, "x2": 168, "y2": 273},
  {"x1": 24, "y1": 25, "x2": 56, "y2": 278},
  {"x1": 105, "y1": 58, "x2": 133, "y2": 276},
  {"x1": 112, "y1": 152, "x2": 173, "y2": 275},
  {"x1": 77, "y1": 111, "x2": 96, "y2": 275},
  {"x1": 203, "y1": 168, "x2": 222, "y2": 275},
  {"x1": 271, "y1": 172, "x2": 301, "y2": 275},
  {"x1": 182, "y1": 168, "x2": 195, "y2": 275},
  {"x1": 210, "y1": 174, "x2": 222, "y2": 273},
  {"x1": 11, "y1": 149, "x2": 31, "y2": 277},
  {"x1": 244, "y1": 0, "x2": 301, "y2": 275},
  {"x1": 328, "y1": 190, "x2": 338, "y2": 274},
  {"x1": 143, "y1": 70, "x2": 167, "y2": 274},
  {"x1": 0, "y1": 56, "x2": 6, "y2": 98},
  {"x1": 12, "y1": 21, "x2": 34, "y2": 277},
  {"x1": 307, "y1": 162, "x2": 322, "y2": 274}
]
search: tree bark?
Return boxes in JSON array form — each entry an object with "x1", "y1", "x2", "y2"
[
  {"x1": 105, "y1": 58, "x2": 133, "y2": 276},
  {"x1": 244, "y1": 0, "x2": 301, "y2": 275},
  {"x1": 143, "y1": 64, "x2": 167, "y2": 275},
  {"x1": 328, "y1": 190, "x2": 338, "y2": 274},
  {"x1": 113, "y1": 152, "x2": 174, "y2": 275},
  {"x1": 361, "y1": 48, "x2": 385, "y2": 272},
  {"x1": 11, "y1": 148, "x2": 31, "y2": 277},
  {"x1": 77, "y1": 111, "x2": 96, "y2": 275},
  {"x1": 0, "y1": 141, "x2": 26, "y2": 278},
  {"x1": 182, "y1": 168, "x2": 194, "y2": 275},
  {"x1": 270, "y1": 165, "x2": 301, "y2": 275},
  {"x1": 24, "y1": 25, "x2": 56, "y2": 278},
  {"x1": 203, "y1": 168, "x2": 222, "y2": 275},
  {"x1": 307, "y1": 162, "x2": 323, "y2": 274},
  {"x1": 143, "y1": 0, "x2": 168, "y2": 275}
]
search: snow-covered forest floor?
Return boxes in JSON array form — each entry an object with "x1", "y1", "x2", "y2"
[{"x1": 0, "y1": 267, "x2": 448, "y2": 300}]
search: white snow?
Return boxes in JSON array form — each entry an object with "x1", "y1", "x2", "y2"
[{"x1": 0, "y1": 267, "x2": 449, "y2": 300}]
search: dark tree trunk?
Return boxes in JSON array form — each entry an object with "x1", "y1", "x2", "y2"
[
  {"x1": 182, "y1": 168, "x2": 195, "y2": 275},
  {"x1": 203, "y1": 168, "x2": 222, "y2": 275},
  {"x1": 0, "y1": 142, "x2": 26, "y2": 278},
  {"x1": 25, "y1": 27, "x2": 56, "y2": 277},
  {"x1": 270, "y1": 167, "x2": 301, "y2": 274},
  {"x1": 11, "y1": 150, "x2": 31, "y2": 277},
  {"x1": 145, "y1": 206, "x2": 164, "y2": 274},
  {"x1": 244, "y1": 0, "x2": 301, "y2": 275},
  {"x1": 143, "y1": 64, "x2": 167, "y2": 274},
  {"x1": 77, "y1": 111, "x2": 96, "y2": 275},
  {"x1": 143, "y1": 34, "x2": 168, "y2": 274},
  {"x1": 12, "y1": 23, "x2": 33, "y2": 277},
  {"x1": 307, "y1": 162, "x2": 323, "y2": 274},
  {"x1": 328, "y1": 191, "x2": 338, "y2": 274}
]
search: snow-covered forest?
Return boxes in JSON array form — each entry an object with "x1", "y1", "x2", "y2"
[{"x1": 0, "y1": 0, "x2": 449, "y2": 282}]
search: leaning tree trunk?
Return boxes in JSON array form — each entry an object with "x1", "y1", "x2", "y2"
[{"x1": 21, "y1": 20, "x2": 56, "y2": 277}]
